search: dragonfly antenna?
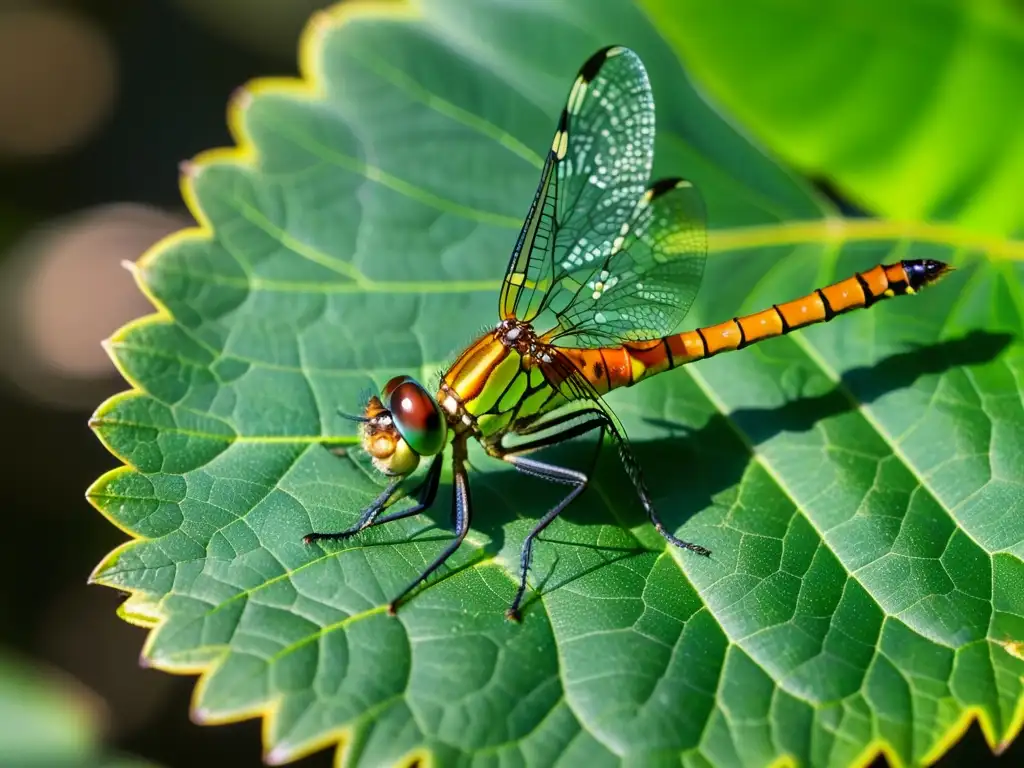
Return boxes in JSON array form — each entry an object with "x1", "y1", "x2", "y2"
[{"x1": 337, "y1": 409, "x2": 369, "y2": 423}]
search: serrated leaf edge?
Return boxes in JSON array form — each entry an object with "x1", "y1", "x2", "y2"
[{"x1": 84, "y1": 2, "x2": 423, "y2": 767}]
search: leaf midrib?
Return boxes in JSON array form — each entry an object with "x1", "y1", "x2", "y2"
[{"x1": 147, "y1": 215, "x2": 1024, "y2": 301}]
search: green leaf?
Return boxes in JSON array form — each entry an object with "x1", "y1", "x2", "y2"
[
  {"x1": 0, "y1": 653, "x2": 154, "y2": 768},
  {"x1": 639, "y1": 0, "x2": 1024, "y2": 236},
  {"x1": 88, "y1": 1, "x2": 1024, "y2": 765}
]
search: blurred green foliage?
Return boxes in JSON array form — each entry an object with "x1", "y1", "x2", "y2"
[
  {"x1": 0, "y1": 653, "x2": 153, "y2": 768},
  {"x1": 642, "y1": 0, "x2": 1024, "y2": 235}
]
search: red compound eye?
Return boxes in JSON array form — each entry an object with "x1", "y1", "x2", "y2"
[
  {"x1": 384, "y1": 378, "x2": 447, "y2": 456},
  {"x1": 381, "y1": 375, "x2": 410, "y2": 399}
]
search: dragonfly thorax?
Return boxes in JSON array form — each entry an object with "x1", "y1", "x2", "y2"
[{"x1": 495, "y1": 318, "x2": 554, "y2": 365}]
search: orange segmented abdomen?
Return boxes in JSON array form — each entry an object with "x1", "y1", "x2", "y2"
[
  {"x1": 566, "y1": 259, "x2": 950, "y2": 393},
  {"x1": 562, "y1": 334, "x2": 706, "y2": 394},
  {"x1": 560, "y1": 347, "x2": 624, "y2": 394}
]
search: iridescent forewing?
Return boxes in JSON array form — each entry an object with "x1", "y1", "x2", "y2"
[
  {"x1": 499, "y1": 47, "x2": 706, "y2": 348},
  {"x1": 500, "y1": 46, "x2": 655, "y2": 326}
]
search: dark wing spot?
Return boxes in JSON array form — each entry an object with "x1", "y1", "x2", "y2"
[
  {"x1": 579, "y1": 46, "x2": 614, "y2": 81},
  {"x1": 593, "y1": 361, "x2": 604, "y2": 378},
  {"x1": 648, "y1": 177, "x2": 684, "y2": 199}
]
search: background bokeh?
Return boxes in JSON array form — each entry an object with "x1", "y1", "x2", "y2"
[
  {"x1": 0, "y1": 1, "x2": 1017, "y2": 766},
  {"x1": 0, "y1": 1, "x2": 335, "y2": 765}
]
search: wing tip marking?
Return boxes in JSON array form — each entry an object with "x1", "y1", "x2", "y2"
[{"x1": 579, "y1": 44, "x2": 628, "y2": 82}]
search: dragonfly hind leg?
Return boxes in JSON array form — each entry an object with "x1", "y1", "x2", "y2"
[
  {"x1": 616, "y1": 440, "x2": 711, "y2": 558},
  {"x1": 496, "y1": 410, "x2": 710, "y2": 620}
]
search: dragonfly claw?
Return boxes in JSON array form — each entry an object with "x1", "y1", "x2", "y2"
[{"x1": 302, "y1": 529, "x2": 361, "y2": 545}]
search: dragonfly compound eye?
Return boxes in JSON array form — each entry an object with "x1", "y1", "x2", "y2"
[{"x1": 385, "y1": 378, "x2": 448, "y2": 457}]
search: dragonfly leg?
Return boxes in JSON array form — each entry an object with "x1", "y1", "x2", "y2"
[
  {"x1": 364, "y1": 453, "x2": 444, "y2": 529},
  {"x1": 500, "y1": 455, "x2": 591, "y2": 622},
  {"x1": 615, "y1": 441, "x2": 711, "y2": 557},
  {"x1": 387, "y1": 439, "x2": 472, "y2": 615},
  {"x1": 303, "y1": 453, "x2": 443, "y2": 544},
  {"x1": 646, "y1": 511, "x2": 710, "y2": 555},
  {"x1": 497, "y1": 408, "x2": 710, "y2": 619},
  {"x1": 492, "y1": 414, "x2": 608, "y2": 621}
]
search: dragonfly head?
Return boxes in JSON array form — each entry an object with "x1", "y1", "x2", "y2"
[{"x1": 352, "y1": 376, "x2": 448, "y2": 476}]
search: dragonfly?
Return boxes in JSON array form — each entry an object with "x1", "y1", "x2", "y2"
[{"x1": 304, "y1": 45, "x2": 951, "y2": 621}]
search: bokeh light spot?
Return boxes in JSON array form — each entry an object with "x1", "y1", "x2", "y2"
[
  {"x1": 0, "y1": 6, "x2": 118, "y2": 159},
  {"x1": 0, "y1": 203, "x2": 189, "y2": 408}
]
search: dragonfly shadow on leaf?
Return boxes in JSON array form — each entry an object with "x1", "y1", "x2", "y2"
[
  {"x1": 634, "y1": 329, "x2": 1012, "y2": 536},
  {"x1": 512, "y1": 544, "x2": 662, "y2": 619}
]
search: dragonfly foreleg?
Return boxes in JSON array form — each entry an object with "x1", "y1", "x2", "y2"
[
  {"x1": 387, "y1": 438, "x2": 472, "y2": 615},
  {"x1": 303, "y1": 453, "x2": 443, "y2": 544}
]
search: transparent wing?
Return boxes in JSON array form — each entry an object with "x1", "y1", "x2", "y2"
[
  {"x1": 548, "y1": 177, "x2": 707, "y2": 347},
  {"x1": 500, "y1": 46, "x2": 656, "y2": 325}
]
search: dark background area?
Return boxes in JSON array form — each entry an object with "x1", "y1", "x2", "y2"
[
  {"x1": 0, "y1": 1, "x2": 1015, "y2": 766},
  {"x1": 0, "y1": 1, "x2": 332, "y2": 765}
]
